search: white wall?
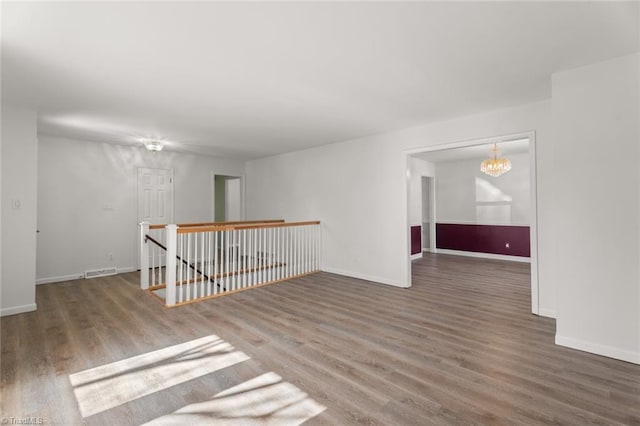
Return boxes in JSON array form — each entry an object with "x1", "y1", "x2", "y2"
[
  {"x1": 36, "y1": 136, "x2": 245, "y2": 283},
  {"x1": 435, "y1": 153, "x2": 530, "y2": 226},
  {"x1": 246, "y1": 99, "x2": 554, "y2": 306},
  {"x1": 1, "y1": 106, "x2": 38, "y2": 316},
  {"x1": 553, "y1": 53, "x2": 640, "y2": 364},
  {"x1": 408, "y1": 157, "x2": 435, "y2": 226}
]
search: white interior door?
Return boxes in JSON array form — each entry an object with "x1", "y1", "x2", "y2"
[
  {"x1": 138, "y1": 168, "x2": 174, "y2": 225},
  {"x1": 137, "y1": 168, "x2": 174, "y2": 268}
]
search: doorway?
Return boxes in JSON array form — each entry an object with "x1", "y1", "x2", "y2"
[
  {"x1": 406, "y1": 132, "x2": 539, "y2": 315},
  {"x1": 213, "y1": 174, "x2": 243, "y2": 221}
]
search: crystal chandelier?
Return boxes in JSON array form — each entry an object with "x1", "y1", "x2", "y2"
[
  {"x1": 480, "y1": 144, "x2": 511, "y2": 177},
  {"x1": 142, "y1": 139, "x2": 165, "y2": 152}
]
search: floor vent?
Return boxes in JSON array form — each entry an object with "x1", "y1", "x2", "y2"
[{"x1": 85, "y1": 268, "x2": 118, "y2": 279}]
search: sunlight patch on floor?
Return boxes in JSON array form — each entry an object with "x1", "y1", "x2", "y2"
[
  {"x1": 69, "y1": 335, "x2": 250, "y2": 418},
  {"x1": 142, "y1": 372, "x2": 326, "y2": 425}
]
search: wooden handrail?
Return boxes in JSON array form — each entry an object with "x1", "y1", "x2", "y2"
[
  {"x1": 176, "y1": 220, "x2": 321, "y2": 234},
  {"x1": 149, "y1": 219, "x2": 284, "y2": 230}
]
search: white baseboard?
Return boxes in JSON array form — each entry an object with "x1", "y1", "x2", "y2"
[
  {"x1": 36, "y1": 266, "x2": 137, "y2": 285},
  {"x1": 321, "y1": 267, "x2": 408, "y2": 288},
  {"x1": 538, "y1": 308, "x2": 556, "y2": 319},
  {"x1": 555, "y1": 334, "x2": 640, "y2": 365},
  {"x1": 435, "y1": 249, "x2": 530, "y2": 263},
  {"x1": 1, "y1": 303, "x2": 37, "y2": 317},
  {"x1": 36, "y1": 273, "x2": 84, "y2": 285},
  {"x1": 410, "y1": 253, "x2": 423, "y2": 260}
]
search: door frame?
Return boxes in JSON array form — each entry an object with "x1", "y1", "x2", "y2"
[
  {"x1": 421, "y1": 176, "x2": 436, "y2": 253},
  {"x1": 136, "y1": 167, "x2": 175, "y2": 269},
  {"x1": 404, "y1": 131, "x2": 540, "y2": 315}
]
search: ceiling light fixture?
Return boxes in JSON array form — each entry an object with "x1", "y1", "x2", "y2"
[
  {"x1": 142, "y1": 139, "x2": 165, "y2": 152},
  {"x1": 480, "y1": 143, "x2": 511, "y2": 177}
]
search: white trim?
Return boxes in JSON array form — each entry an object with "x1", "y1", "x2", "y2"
[
  {"x1": 555, "y1": 334, "x2": 640, "y2": 365},
  {"x1": 528, "y1": 132, "x2": 540, "y2": 316},
  {"x1": 404, "y1": 130, "x2": 540, "y2": 315},
  {"x1": 435, "y1": 248, "x2": 530, "y2": 263},
  {"x1": 1, "y1": 303, "x2": 37, "y2": 317},
  {"x1": 435, "y1": 220, "x2": 530, "y2": 227},
  {"x1": 538, "y1": 308, "x2": 556, "y2": 319},
  {"x1": 37, "y1": 273, "x2": 84, "y2": 285},
  {"x1": 410, "y1": 253, "x2": 423, "y2": 260},
  {"x1": 321, "y1": 267, "x2": 408, "y2": 288},
  {"x1": 36, "y1": 267, "x2": 137, "y2": 285},
  {"x1": 404, "y1": 132, "x2": 532, "y2": 155},
  {"x1": 404, "y1": 155, "x2": 412, "y2": 287}
]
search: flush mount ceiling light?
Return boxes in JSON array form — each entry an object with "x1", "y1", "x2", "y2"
[
  {"x1": 480, "y1": 143, "x2": 511, "y2": 177},
  {"x1": 142, "y1": 139, "x2": 165, "y2": 152}
]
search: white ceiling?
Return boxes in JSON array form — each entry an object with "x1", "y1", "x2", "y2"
[{"x1": 2, "y1": 2, "x2": 638, "y2": 160}]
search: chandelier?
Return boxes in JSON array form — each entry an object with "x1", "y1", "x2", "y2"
[
  {"x1": 142, "y1": 139, "x2": 165, "y2": 152},
  {"x1": 480, "y1": 144, "x2": 511, "y2": 177}
]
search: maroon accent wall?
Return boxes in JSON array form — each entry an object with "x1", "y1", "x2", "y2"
[
  {"x1": 410, "y1": 226, "x2": 422, "y2": 255},
  {"x1": 436, "y1": 223, "x2": 530, "y2": 257}
]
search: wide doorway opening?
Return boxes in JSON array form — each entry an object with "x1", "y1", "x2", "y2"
[{"x1": 406, "y1": 132, "x2": 540, "y2": 315}]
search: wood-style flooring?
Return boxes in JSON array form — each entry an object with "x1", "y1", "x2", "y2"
[{"x1": 2, "y1": 253, "x2": 640, "y2": 425}]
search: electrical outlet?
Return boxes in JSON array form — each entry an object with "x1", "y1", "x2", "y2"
[{"x1": 108, "y1": 252, "x2": 114, "y2": 261}]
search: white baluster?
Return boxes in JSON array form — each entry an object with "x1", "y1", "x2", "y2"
[
  {"x1": 258, "y1": 228, "x2": 265, "y2": 284},
  {"x1": 314, "y1": 224, "x2": 318, "y2": 271},
  {"x1": 201, "y1": 232, "x2": 206, "y2": 297},
  {"x1": 285, "y1": 227, "x2": 290, "y2": 279},
  {"x1": 306, "y1": 225, "x2": 310, "y2": 273},
  {"x1": 231, "y1": 229, "x2": 237, "y2": 291},
  {"x1": 235, "y1": 229, "x2": 240, "y2": 289},
  {"x1": 139, "y1": 222, "x2": 149, "y2": 290},
  {"x1": 165, "y1": 224, "x2": 177, "y2": 307},
  {"x1": 300, "y1": 225, "x2": 307, "y2": 274},
  {"x1": 267, "y1": 227, "x2": 272, "y2": 282},
  {"x1": 296, "y1": 226, "x2": 300, "y2": 276},
  {"x1": 317, "y1": 224, "x2": 322, "y2": 271},
  {"x1": 206, "y1": 231, "x2": 212, "y2": 296},
  {"x1": 187, "y1": 233, "x2": 193, "y2": 302},
  {"x1": 250, "y1": 228, "x2": 255, "y2": 287},
  {"x1": 242, "y1": 229, "x2": 247, "y2": 288},
  {"x1": 225, "y1": 230, "x2": 231, "y2": 290},
  {"x1": 213, "y1": 229, "x2": 219, "y2": 295},
  {"x1": 178, "y1": 233, "x2": 184, "y2": 303},
  {"x1": 197, "y1": 232, "x2": 201, "y2": 298},
  {"x1": 276, "y1": 227, "x2": 281, "y2": 281},
  {"x1": 302, "y1": 225, "x2": 307, "y2": 274}
]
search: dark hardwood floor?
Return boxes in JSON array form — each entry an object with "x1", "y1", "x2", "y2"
[{"x1": 2, "y1": 253, "x2": 640, "y2": 425}]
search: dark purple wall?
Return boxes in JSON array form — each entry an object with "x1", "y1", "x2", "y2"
[
  {"x1": 410, "y1": 226, "x2": 422, "y2": 255},
  {"x1": 436, "y1": 223, "x2": 530, "y2": 257}
]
